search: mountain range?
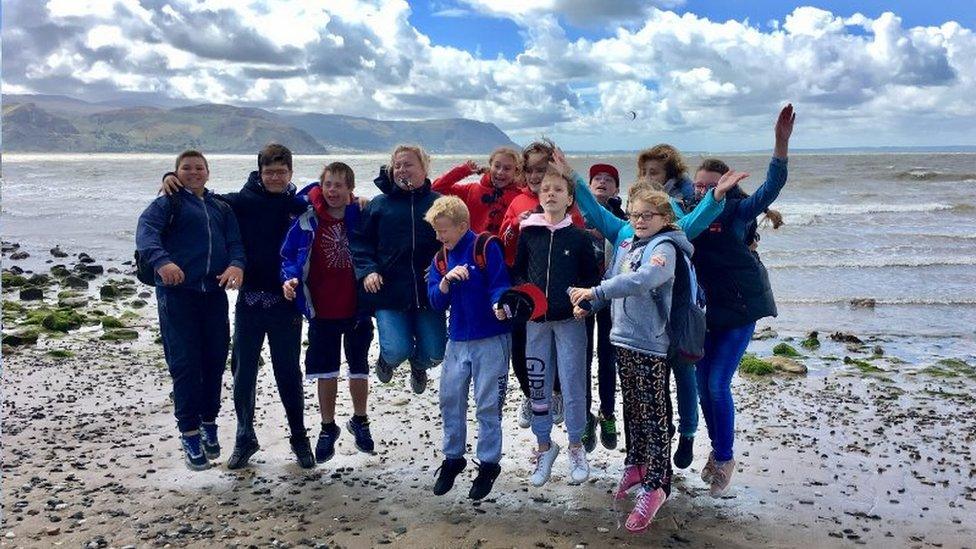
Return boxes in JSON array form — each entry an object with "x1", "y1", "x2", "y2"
[{"x1": 1, "y1": 94, "x2": 519, "y2": 154}]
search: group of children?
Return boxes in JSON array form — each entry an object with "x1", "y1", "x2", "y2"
[{"x1": 136, "y1": 104, "x2": 796, "y2": 534}]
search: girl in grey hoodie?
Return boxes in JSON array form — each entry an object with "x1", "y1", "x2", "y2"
[{"x1": 570, "y1": 186, "x2": 692, "y2": 533}]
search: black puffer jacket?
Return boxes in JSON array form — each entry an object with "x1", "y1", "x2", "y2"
[
  {"x1": 349, "y1": 167, "x2": 441, "y2": 312},
  {"x1": 512, "y1": 214, "x2": 601, "y2": 321}
]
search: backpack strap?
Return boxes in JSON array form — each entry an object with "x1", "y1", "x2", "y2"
[{"x1": 472, "y1": 232, "x2": 500, "y2": 271}]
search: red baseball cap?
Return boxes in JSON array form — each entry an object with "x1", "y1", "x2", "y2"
[
  {"x1": 589, "y1": 163, "x2": 619, "y2": 186},
  {"x1": 498, "y1": 283, "x2": 548, "y2": 322}
]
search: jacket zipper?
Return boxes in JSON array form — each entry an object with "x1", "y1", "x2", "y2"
[
  {"x1": 201, "y1": 194, "x2": 213, "y2": 292},
  {"x1": 544, "y1": 230, "x2": 554, "y2": 320},
  {"x1": 410, "y1": 193, "x2": 419, "y2": 308}
]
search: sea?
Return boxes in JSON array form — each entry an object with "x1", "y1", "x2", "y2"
[{"x1": 3, "y1": 152, "x2": 975, "y2": 363}]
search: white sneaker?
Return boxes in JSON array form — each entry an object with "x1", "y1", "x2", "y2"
[
  {"x1": 530, "y1": 443, "x2": 560, "y2": 487},
  {"x1": 568, "y1": 445, "x2": 589, "y2": 484},
  {"x1": 551, "y1": 392, "x2": 565, "y2": 425},
  {"x1": 518, "y1": 397, "x2": 532, "y2": 429}
]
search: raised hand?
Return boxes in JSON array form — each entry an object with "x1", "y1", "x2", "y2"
[
  {"x1": 774, "y1": 103, "x2": 795, "y2": 158},
  {"x1": 550, "y1": 146, "x2": 573, "y2": 178},
  {"x1": 713, "y1": 170, "x2": 750, "y2": 201},
  {"x1": 463, "y1": 159, "x2": 480, "y2": 173}
]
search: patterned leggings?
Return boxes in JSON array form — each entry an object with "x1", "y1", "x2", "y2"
[{"x1": 616, "y1": 346, "x2": 672, "y2": 493}]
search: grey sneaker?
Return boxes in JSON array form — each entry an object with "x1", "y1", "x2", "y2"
[
  {"x1": 518, "y1": 397, "x2": 532, "y2": 429},
  {"x1": 409, "y1": 365, "x2": 428, "y2": 394},
  {"x1": 375, "y1": 356, "x2": 395, "y2": 384}
]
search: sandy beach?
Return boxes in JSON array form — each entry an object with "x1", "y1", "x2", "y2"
[{"x1": 2, "y1": 244, "x2": 975, "y2": 549}]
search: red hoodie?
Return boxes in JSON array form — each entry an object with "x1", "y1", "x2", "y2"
[
  {"x1": 432, "y1": 165, "x2": 523, "y2": 236},
  {"x1": 499, "y1": 187, "x2": 585, "y2": 266}
]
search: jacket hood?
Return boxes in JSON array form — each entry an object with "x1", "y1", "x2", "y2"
[
  {"x1": 646, "y1": 228, "x2": 694, "y2": 257},
  {"x1": 374, "y1": 166, "x2": 432, "y2": 197},
  {"x1": 663, "y1": 175, "x2": 694, "y2": 202},
  {"x1": 244, "y1": 170, "x2": 297, "y2": 196},
  {"x1": 521, "y1": 212, "x2": 574, "y2": 231}
]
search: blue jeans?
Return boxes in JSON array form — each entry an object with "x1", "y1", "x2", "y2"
[
  {"x1": 374, "y1": 308, "x2": 446, "y2": 370},
  {"x1": 440, "y1": 334, "x2": 511, "y2": 464},
  {"x1": 696, "y1": 322, "x2": 756, "y2": 462},
  {"x1": 231, "y1": 299, "x2": 305, "y2": 443},
  {"x1": 671, "y1": 361, "x2": 699, "y2": 437},
  {"x1": 156, "y1": 287, "x2": 229, "y2": 434}
]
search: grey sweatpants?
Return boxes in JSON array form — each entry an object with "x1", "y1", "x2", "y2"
[{"x1": 525, "y1": 318, "x2": 587, "y2": 445}]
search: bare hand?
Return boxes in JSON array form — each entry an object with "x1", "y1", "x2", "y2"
[
  {"x1": 568, "y1": 286, "x2": 593, "y2": 306},
  {"x1": 157, "y1": 263, "x2": 184, "y2": 286},
  {"x1": 463, "y1": 159, "x2": 480, "y2": 173},
  {"x1": 217, "y1": 266, "x2": 244, "y2": 289},
  {"x1": 282, "y1": 278, "x2": 299, "y2": 301},
  {"x1": 444, "y1": 265, "x2": 470, "y2": 283},
  {"x1": 494, "y1": 305, "x2": 508, "y2": 321},
  {"x1": 775, "y1": 103, "x2": 795, "y2": 144},
  {"x1": 650, "y1": 254, "x2": 667, "y2": 267},
  {"x1": 364, "y1": 272, "x2": 383, "y2": 293},
  {"x1": 550, "y1": 147, "x2": 573, "y2": 178},
  {"x1": 573, "y1": 305, "x2": 589, "y2": 319},
  {"x1": 713, "y1": 170, "x2": 750, "y2": 201},
  {"x1": 161, "y1": 174, "x2": 183, "y2": 196},
  {"x1": 357, "y1": 196, "x2": 370, "y2": 209}
]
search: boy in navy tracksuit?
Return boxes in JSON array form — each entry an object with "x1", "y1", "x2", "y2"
[{"x1": 425, "y1": 196, "x2": 512, "y2": 500}]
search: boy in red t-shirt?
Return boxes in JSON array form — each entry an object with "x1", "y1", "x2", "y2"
[{"x1": 281, "y1": 162, "x2": 375, "y2": 463}]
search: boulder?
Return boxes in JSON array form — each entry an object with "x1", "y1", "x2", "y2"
[
  {"x1": 50, "y1": 265, "x2": 71, "y2": 278},
  {"x1": 10, "y1": 251, "x2": 29, "y2": 260},
  {"x1": 752, "y1": 326, "x2": 778, "y2": 340},
  {"x1": 101, "y1": 329, "x2": 139, "y2": 341},
  {"x1": 41, "y1": 310, "x2": 85, "y2": 332},
  {"x1": 830, "y1": 332, "x2": 863, "y2": 344},
  {"x1": 767, "y1": 356, "x2": 808, "y2": 374},
  {"x1": 772, "y1": 343, "x2": 801, "y2": 357},
  {"x1": 50, "y1": 246, "x2": 69, "y2": 258},
  {"x1": 77, "y1": 252, "x2": 95, "y2": 264},
  {"x1": 63, "y1": 276, "x2": 89, "y2": 290},
  {"x1": 3, "y1": 329, "x2": 39, "y2": 346},
  {"x1": 800, "y1": 331, "x2": 821, "y2": 350},
  {"x1": 99, "y1": 284, "x2": 119, "y2": 300},
  {"x1": 19, "y1": 287, "x2": 44, "y2": 301}
]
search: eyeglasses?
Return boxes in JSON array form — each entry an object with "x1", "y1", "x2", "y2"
[
  {"x1": 262, "y1": 169, "x2": 291, "y2": 178},
  {"x1": 626, "y1": 212, "x2": 663, "y2": 222}
]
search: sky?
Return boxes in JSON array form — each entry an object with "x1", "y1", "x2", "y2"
[{"x1": 3, "y1": 0, "x2": 975, "y2": 151}]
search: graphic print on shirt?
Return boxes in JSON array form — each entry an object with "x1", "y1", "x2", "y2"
[{"x1": 317, "y1": 222, "x2": 352, "y2": 269}]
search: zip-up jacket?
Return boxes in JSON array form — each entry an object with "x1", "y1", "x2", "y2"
[
  {"x1": 592, "y1": 229, "x2": 694, "y2": 357},
  {"x1": 279, "y1": 182, "x2": 364, "y2": 319},
  {"x1": 512, "y1": 213, "x2": 601, "y2": 321},
  {"x1": 432, "y1": 165, "x2": 522, "y2": 236},
  {"x1": 348, "y1": 167, "x2": 441, "y2": 311},
  {"x1": 499, "y1": 187, "x2": 586, "y2": 266},
  {"x1": 136, "y1": 187, "x2": 245, "y2": 292},
  {"x1": 692, "y1": 157, "x2": 788, "y2": 330},
  {"x1": 427, "y1": 230, "x2": 512, "y2": 341}
]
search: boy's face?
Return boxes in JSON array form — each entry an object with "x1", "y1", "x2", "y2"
[
  {"x1": 640, "y1": 159, "x2": 668, "y2": 186},
  {"x1": 523, "y1": 152, "x2": 549, "y2": 193},
  {"x1": 261, "y1": 161, "x2": 292, "y2": 193},
  {"x1": 490, "y1": 154, "x2": 517, "y2": 188},
  {"x1": 177, "y1": 157, "x2": 209, "y2": 192},
  {"x1": 539, "y1": 176, "x2": 572, "y2": 217},
  {"x1": 321, "y1": 171, "x2": 352, "y2": 209},
  {"x1": 432, "y1": 217, "x2": 468, "y2": 250},
  {"x1": 589, "y1": 172, "x2": 618, "y2": 201},
  {"x1": 392, "y1": 151, "x2": 426, "y2": 189}
]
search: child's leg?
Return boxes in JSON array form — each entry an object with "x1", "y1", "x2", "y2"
[
  {"x1": 703, "y1": 322, "x2": 755, "y2": 462},
  {"x1": 641, "y1": 354, "x2": 672, "y2": 493},
  {"x1": 584, "y1": 314, "x2": 596, "y2": 412},
  {"x1": 411, "y1": 308, "x2": 447, "y2": 369},
  {"x1": 671, "y1": 361, "x2": 699, "y2": 438},
  {"x1": 374, "y1": 309, "x2": 412, "y2": 369},
  {"x1": 439, "y1": 340, "x2": 472, "y2": 459},
  {"x1": 157, "y1": 287, "x2": 205, "y2": 434},
  {"x1": 471, "y1": 334, "x2": 511, "y2": 464},
  {"x1": 616, "y1": 346, "x2": 653, "y2": 467},
  {"x1": 230, "y1": 301, "x2": 266, "y2": 443},
  {"x1": 199, "y1": 291, "x2": 230, "y2": 426},
  {"x1": 525, "y1": 321, "x2": 556, "y2": 448},
  {"x1": 553, "y1": 319, "x2": 588, "y2": 446},
  {"x1": 344, "y1": 317, "x2": 374, "y2": 416},
  {"x1": 317, "y1": 379, "x2": 338, "y2": 424},
  {"x1": 266, "y1": 305, "x2": 305, "y2": 439},
  {"x1": 595, "y1": 307, "x2": 616, "y2": 418},
  {"x1": 306, "y1": 319, "x2": 343, "y2": 424}
]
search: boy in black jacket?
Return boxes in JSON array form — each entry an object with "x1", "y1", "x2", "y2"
[{"x1": 512, "y1": 167, "x2": 600, "y2": 488}]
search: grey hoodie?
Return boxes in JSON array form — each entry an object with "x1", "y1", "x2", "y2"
[{"x1": 591, "y1": 229, "x2": 694, "y2": 356}]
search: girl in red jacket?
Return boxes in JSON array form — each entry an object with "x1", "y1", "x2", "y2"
[{"x1": 432, "y1": 147, "x2": 523, "y2": 236}]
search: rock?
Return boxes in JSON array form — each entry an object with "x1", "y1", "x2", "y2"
[
  {"x1": 2, "y1": 272, "x2": 27, "y2": 287},
  {"x1": 101, "y1": 316, "x2": 125, "y2": 329},
  {"x1": 27, "y1": 274, "x2": 52, "y2": 286},
  {"x1": 19, "y1": 287, "x2": 44, "y2": 301},
  {"x1": 63, "y1": 276, "x2": 90, "y2": 290},
  {"x1": 129, "y1": 299, "x2": 147, "y2": 309},
  {"x1": 3, "y1": 329, "x2": 39, "y2": 346},
  {"x1": 1, "y1": 241, "x2": 19, "y2": 253},
  {"x1": 100, "y1": 285, "x2": 119, "y2": 300},
  {"x1": 78, "y1": 252, "x2": 95, "y2": 264},
  {"x1": 100, "y1": 329, "x2": 139, "y2": 341},
  {"x1": 59, "y1": 296, "x2": 89, "y2": 309},
  {"x1": 739, "y1": 354, "x2": 776, "y2": 375},
  {"x1": 752, "y1": 326, "x2": 778, "y2": 340},
  {"x1": 830, "y1": 332, "x2": 862, "y2": 344},
  {"x1": 46, "y1": 527, "x2": 60, "y2": 536},
  {"x1": 50, "y1": 264, "x2": 71, "y2": 278},
  {"x1": 391, "y1": 396, "x2": 410, "y2": 406},
  {"x1": 872, "y1": 345, "x2": 884, "y2": 356},
  {"x1": 42, "y1": 310, "x2": 85, "y2": 332},
  {"x1": 767, "y1": 356, "x2": 807, "y2": 374},
  {"x1": 772, "y1": 343, "x2": 801, "y2": 357},
  {"x1": 10, "y1": 251, "x2": 29, "y2": 260},
  {"x1": 800, "y1": 331, "x2": 821, "y2": 350},
  {"x1": 80, "y1": 264, "x2": 104, "y2": 276},
  {"x1": 849, "y1": 298, "x2": 876, "y2": 308},
  {"x1": 51, "y1": 246, "x2": 69, "y2": 258}
]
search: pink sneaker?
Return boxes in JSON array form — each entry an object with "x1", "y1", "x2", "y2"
[
  {"x1": 614, "y1": 464, "x2": 646, "y2": 500},
  {"x1": 625, "y1": 487, "x2": 667, "y2": 533}
]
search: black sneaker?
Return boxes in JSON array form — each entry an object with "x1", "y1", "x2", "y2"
[
  {"x1": 468, "y1": 461, "x2": 501, "y2": 500},
  {"x1": 316, "y1": 423, "x2": 340, "y2": 463},
  {"x1": 346, "y1": 416, "x2": 375, "y2": 454},
  {"x1": 599, "y1": 413, "x2": 618, "y2": 450},
  {"x1": 375, "y1": 357, "x2": 395, "y2": 384},
  {"x1": 409, "y1": 366, "x2": 428, "y2": 395},
  {"x1": 291, "y1": 435, "x2": 315, "y2": 469},
  {"x1": 181, "y1": 433, "x2": 210, "y2": 471},
  {"x1": 673, "y1": 435, "x2": 694, "y2": 469},
  {"x1": 432, "y1": 457, "x2": 467, "y2": 496},
  {"x1": 226, "y1": 438, "x2": 260, "y2": 470},
  {"x1": 581, "y1": 412, "x2": 597, "y2": 453},
  {"x1": 200, "y1": 422, "x2": 220, "y2": 460}
]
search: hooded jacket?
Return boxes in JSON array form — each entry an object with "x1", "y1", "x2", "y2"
[
  {"x1": 512, "y1": 213, "x2": 601, "y2": 322},
  {"x1": 348, "y1": 167, "x2": 441, "y2": 311},
  {"x1": 592, "y1": 229, "x2": 694, "y2": 357},
  {"x1": 432, "y1": 165, "x2": 523, "y2": 236},
  {"x1": 499, "y1": 187, "x2": 586, "y2": 266}
]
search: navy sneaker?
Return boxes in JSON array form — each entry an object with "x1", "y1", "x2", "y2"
[
  {"x1": 226, "y1": 438, "x2": 260, "y2": 470},
  {"x1": 432, "y1": 457, "x2": 466, "y2": 496},
  {"x1": 316, "y1": 423, "x2": 341, "y2": 463},
  {"x1": 291, "y1": 435, "x2": 315, "y2": 469},
  {"x1": 468, "y1": 461, "x2": 501, "y2": 500},
  {"x1": 346, "y1": 416, "x2": 375, "y2": 454},
  {"x1": 200, "y1": 422, "x2": 220, "y2": 460},
  {"x1": 181, "y1": 433, "x2": 210, "y2": 471},
  {"x1": 375, "y1": 357, "x2": 395, "y2": 384},
  {"x1": 409, "y1": 366, "x2": 428, "y2": 394}
]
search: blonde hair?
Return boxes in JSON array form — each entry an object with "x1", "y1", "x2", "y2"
[
  {"x1": 390, "y1": 144, "x2": 430, "y2": 175},
  {"x1": 488, "y1": 146, "x2": 521, "y2": 170},
  {"x1": 424, "y1": 196, "x2": 470, "y2": 226},
  {"x1": 627, "y1": 186, "x2": 676, "y2": 225},
  {"x1": 637, "y1": 144, "x2": 687, "y2": 182}
]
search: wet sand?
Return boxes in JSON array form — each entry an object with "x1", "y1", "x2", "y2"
[{"x1": 2, "y1": 253, "x2": 975, "y2": 548}]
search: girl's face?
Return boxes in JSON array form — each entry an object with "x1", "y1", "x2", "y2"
[
  {"x1": 694, "y1": 170, "x2": 722, "y2": 199},
  {"x1": 321, "y1": 171, "x2": 352, "y2": 209},
  {"x1": 640, "y1": 159, "x2": 668, "y2": 186},
  {"x1": 177, "y1": 157, "x2": 209, "y2": 193},
  {"x1": 489, "y1": 153, "x2": 517, "y2": 188},
  {"x1": 392, "y1": 151, "x2": 427, "y2": 189},
  {"x1": 628, "y1": 199, "x2": 667, "y2": 239},
  {"x1": 589, "y1": 172, "x2": 618, "y2": 202},
  {"x1": 523, "y1": 152, "x2": 549, "y2": 193},
  {"x1": 538, "y1": 176, "x2": 572, "y2": 217}
]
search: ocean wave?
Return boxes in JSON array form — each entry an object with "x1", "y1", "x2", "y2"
[
  {"x1": 767, "y1": 256, "x2": 976, "y2": 269},
  {"x1": 779, "y1": 297, "x2": 976, "y2": 306},
  {"x1": 894, "y1": 168, "x2": 976, "y2": 182},
  {"x1": 776, "y1": 202, "x2": 970, "y2": 226}
]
